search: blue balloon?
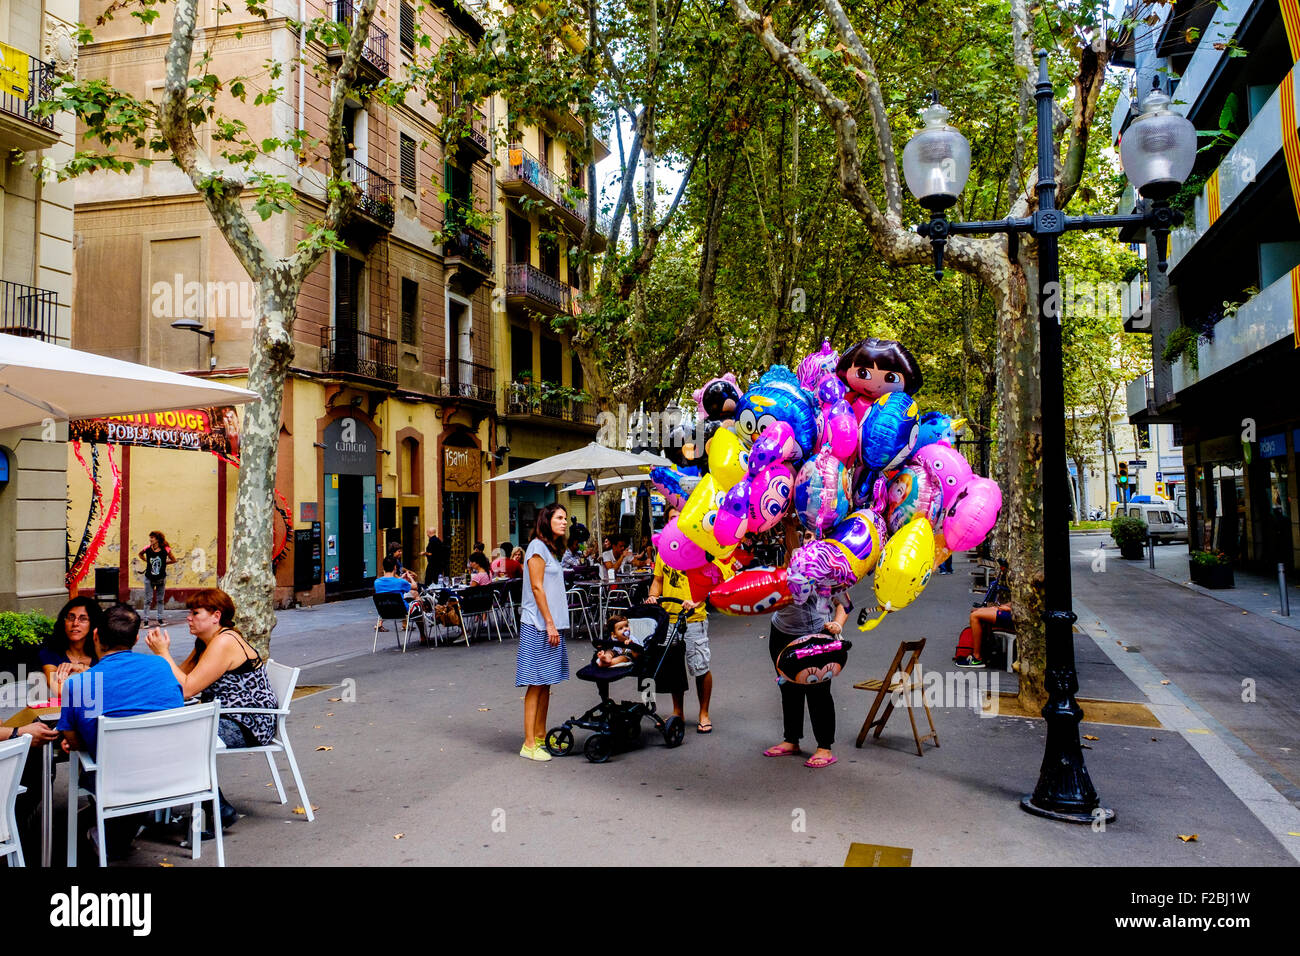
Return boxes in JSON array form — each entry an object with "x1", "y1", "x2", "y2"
[
  {"x1": 859, "y1": 393, "x2": 920, "y2": 471},
  {"x1": 734, "y1": 366, "x2": 819, "y2": 463}
]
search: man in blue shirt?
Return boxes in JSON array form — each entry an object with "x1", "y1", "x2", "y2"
[
  {"x1": 375, "y1": 556, "x2": 428, "y2": 643},
  {"x1": 57, "y1": 603, "x2": 183, "y2": 859}
]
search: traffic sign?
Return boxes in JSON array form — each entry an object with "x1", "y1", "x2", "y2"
[{"x1": 1155, "y1": 471, "x2": 1162, "y2": 481}]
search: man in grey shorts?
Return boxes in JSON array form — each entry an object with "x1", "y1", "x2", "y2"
[{"x1": 648, "y1": 507, "x2": 714, "y2": 733}]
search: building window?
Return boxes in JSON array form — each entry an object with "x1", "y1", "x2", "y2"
[
  {"x1": 1137, "y1": 424, "x2": 1150, "y2": 450},
  {"x1": 334, "y1": 252, "x2": 363, "y2": 331},
  {"x1": 571, "y1": 353, "x2": 583, "y2": 393},
  {"x1": 511, "y1": 326, "x2": 533, "y2": 381},
  {"x1": 539, "y1": 233, "x2": 559, "y2": 279},
  {"x1": 400, "y1": 1, "x2": 416, "y2": 52},
  {"x1": 1171, "y1": 422, "x2": 1184, "y2": 448},
  {"x1": 445, "y1": 162, "x2": 472, "y2": 228},
  {"x1": 401, "y1": 278, "x2": 418, "y2": 344},
  {"x1": 508, "y1": 212, "x2": 530, "y2": 264},
  {"x1": 400, "y1": 134, "x2": 417, "y2": 192},
  {"x1": 402, "y1": 436, "x2": 420, "y2": 496},
  {"x1": 540, "y1": 337, "x2": 561, "y2": 384}
]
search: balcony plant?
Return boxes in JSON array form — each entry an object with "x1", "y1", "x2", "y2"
[
  {"x1": 1110, "y1": 513, "x2": 1147, "y2": 560},
  {"x1": 1189, "y1": 550, "x2": 1234, "y2": 589}
]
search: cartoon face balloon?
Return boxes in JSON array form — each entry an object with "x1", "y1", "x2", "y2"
[
  {"x1": 694, "y1": 374, "x2": 742, "y2": 422},
  {"x1": 786, "y1": 539, "x2": 856, "y2": 604},
  {"x1": 734, "y1": 366, "x2": 818, "y2": 460},
  {"x1": 915, "y1": 411, "x2": 966, "y2": 451},
  {"x1": 859, "y1": 516, "x2": 935, "y2": 631},
  {"x1": 653, "y1": 516, "x2": 711, "y2": 572},
  {"x1": 941, "y1": 477, "x2": 1003, "y2": 551},
  {"x1": 747, "y1": 463, "x2": 794, "y2": 532},
  {"x1": 713, "y1": 478, "x2": 751, "y2": 548},
  {"x1": 794, "y1": 448, "x2": 852, "y2": 533},
  {"x1": 910, "y1": 443, "x2": 975, "y2": 510},
  {"x1": 826, "y1": 509, "x2": 883, "y2": 580},
  {"x1": 706, "y1": 426, "x2": 749, "y2": 491},
  {"x1": 884, "y1": 462, "x2": 944, "y2": 536},
  {"x1": 796, "y1": 340, "x2": 840, "y2": 391},
  {"x1": 747, "y1": 421, "x2": 800, "y2": 474},
  {"x1": 859, "y1": 392, "x2": 920, "y2": 472},
  {"x1": 775, "y1": 634, "x2": 853, "y2": 685},
  {"x1": 707, "y1": 566, "x2": 793, "y2": 615}
]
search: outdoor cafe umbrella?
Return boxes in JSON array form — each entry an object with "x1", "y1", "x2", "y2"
[
  {"x1": 489, "y1": 442, "x2": 671, "y2": 617},
  {"x1": 0, "y1": 332, "x2": 259, "y2": 429}
]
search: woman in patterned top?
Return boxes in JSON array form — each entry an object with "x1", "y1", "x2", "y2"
[{"x1": 145, "y1": 587, "x2": 278, "y2": 833}]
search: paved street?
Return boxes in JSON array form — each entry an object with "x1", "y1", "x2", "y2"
[{"x1": 42, "y1": 547, "x2": 1295, "y2": 867}]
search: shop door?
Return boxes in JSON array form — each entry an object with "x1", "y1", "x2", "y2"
[{"x1": 443, "y1": 492, "x2": 476, "y2": 578}]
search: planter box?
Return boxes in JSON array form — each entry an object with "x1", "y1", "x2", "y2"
[
  {"x1": 1119, "y1": 542, "x2": 1145, "y2": 560},
  {"x1": 1190, "y1": 560, "x2": 1234, "y2": 589}
]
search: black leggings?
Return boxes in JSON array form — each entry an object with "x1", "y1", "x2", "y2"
[{"x1": 769, "y1": 625, "x2": 835, "y2": 750}]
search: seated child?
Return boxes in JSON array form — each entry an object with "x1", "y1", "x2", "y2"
[{"x1": 596, "y1": 614, "x2": 642, "y2": 668}]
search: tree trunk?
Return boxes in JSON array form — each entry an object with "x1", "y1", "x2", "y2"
[{"x1": 220, "y1": 273, "x2": 297, "y2": 657}]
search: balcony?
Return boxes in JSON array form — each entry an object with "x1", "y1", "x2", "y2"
[
  {"x1": 504, "y1": 382, "x2": 598, "y2": 431},
  {"x1": 1122, "y1": 273, "x2": 1149, "y2": 334},
  {"x1": 327, "y1": 0, "x2": 389, "y2": 81},
  {"x1": 439, "y1": 360, "x2": 495, "y2": 406},
  {"x1": 443, "y1": 92, "x2": 489, "y2": 164},
  {"x1": 0, "y1": 54, "x2": 60, "y2": 152},
  {"x1": 443, "y1": 220, "x2": 493, "y2": 292},
  {"x1": 320, "y1": 325, "x2": 397, "y2": 384},
  {"x1": 345, "y1": 157, "x2": 395, "y2": 229},
  {"x1": 504, "y1": 262, "x2": 569, "y2": 316},
  {"x1": 1126, "y1": 374, "x2": 1155, "y2": 422},
  {"x1": 500, "y1": 144, "x2": 588, "y2": 235},
  {"x1": 0, "y1": 279, "x2": 59, "y2": 342}
]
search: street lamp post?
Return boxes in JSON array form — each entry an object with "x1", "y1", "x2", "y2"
[{"x1": 905, "y1": 51, "x2": 1195, "y2": 823}]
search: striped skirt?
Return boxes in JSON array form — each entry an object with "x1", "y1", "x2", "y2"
[{"x1": 515, "y1": 620, "x2": 570, "y2": 687}]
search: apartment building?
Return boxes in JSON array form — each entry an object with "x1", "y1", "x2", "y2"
[
  {"x1": 1069, "y1": 412, "x2": 1185, "y2": 517},
  {"x1": 69, "y1": 0, "x2": 609, "y2": 603},
  {"x1": 0, "y1": 0, "x2": 76, "y2": 612},
  {"x1": 1113, "y1": 0, "x2": 1300, "y2": 571}
]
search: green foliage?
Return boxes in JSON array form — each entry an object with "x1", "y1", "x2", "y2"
[
  {"x1": 1110, "y1": 514, "x2": 1148, "y2": 547},
  {"x1": 0, "y1": 611, "x2": 54, "y2": 653},
  {"x1": 1162, "y1": 325, "x2": 1200, "y2": 370},
  {"x1": 1189, "y1": 549, "x2": 1231, "y2": 567},
  {"x1": 1168, "y1": 171, "x2": 1208, "y2": 217}
]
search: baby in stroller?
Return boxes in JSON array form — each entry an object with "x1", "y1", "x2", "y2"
[{"x1": 544, "y1": 602, "x2": 690, "y2": 762}]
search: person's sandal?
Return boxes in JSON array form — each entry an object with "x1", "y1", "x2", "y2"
[
  {"x1": 763, "y1": 743, "x2": 802, "y2": 757},
  {"x1": 804, "y1": 753, "x2": 837, "y2": 769}
]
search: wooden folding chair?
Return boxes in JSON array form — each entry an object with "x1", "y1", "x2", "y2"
[{"x1": 853, "y1": 639, "x2": 939, "y2": 756}]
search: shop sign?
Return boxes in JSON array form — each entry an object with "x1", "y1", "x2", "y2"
[
  {"x1": 1260, "y1": 433, "x2": 1287, "y2": 459},
  {"x1": 323, "y1": 417, "x2": 375, "y2": 475},
  {"x1": 70, "y1": 406, "x2": 240, "y2": 463},
  {"x1": 444, "y1": 445, "x2": 480, "y2": 492}
]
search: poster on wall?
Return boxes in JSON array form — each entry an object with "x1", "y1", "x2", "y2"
[
  {"x1": 444, "y1": 445, "x2": 481, "y2": 493},
  {"x1": 70, "y1": 406, "x2": 242, "y2": 464}
]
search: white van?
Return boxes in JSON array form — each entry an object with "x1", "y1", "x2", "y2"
[{"x1": 1125, "y1": 503, "x2": 1188, "y2": 544}]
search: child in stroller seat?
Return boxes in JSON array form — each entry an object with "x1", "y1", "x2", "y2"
[{"x1": 595, "y1": 614, "x2": 641, "y2": 669}]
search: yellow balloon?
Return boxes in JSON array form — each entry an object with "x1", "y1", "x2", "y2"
[
  {"x1": 707, "y1": 427, "x2": 748, "y2": 491},
  {"x1": 859, "y1": 517, "x2": 935, "y2": 632},
  {"x1": 678, "y1": 474, "x2": 736, "y2": 560}
]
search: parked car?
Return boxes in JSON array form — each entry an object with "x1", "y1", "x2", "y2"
[{"x1": 1123, "y1": 502, "x2": 1188, "y2": 544}]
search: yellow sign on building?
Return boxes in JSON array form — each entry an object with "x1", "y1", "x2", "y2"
[{"x1": 0, "y1": 43, "x2": 30, "y2": 98}]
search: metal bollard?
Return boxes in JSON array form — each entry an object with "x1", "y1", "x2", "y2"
[
  {"x1": 1148, "y1": 535, "x2": 1155, "y2": 569},
  {"x1": 1280, "y1": 563, "x2": 1291, "y2": 617}
]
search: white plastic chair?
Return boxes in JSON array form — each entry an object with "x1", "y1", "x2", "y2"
[
  {"x1": 0, "y1": 736, "x2": 30, "y2": 867},
  {"x1": 67, "y1": 701, "x2": 224, "y2": 867},
  {"x1": 216, "y1": 660, "x2": 315, "y2": 822}
]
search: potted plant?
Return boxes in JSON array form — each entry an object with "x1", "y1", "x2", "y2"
[
  {"x1": 0, "y1": 609, "x2": 54, "y2": 675},
  {"x1": 1189, "y1": 550, "x2": 1234, "y2": 589},
  {"x1": 1111, "y1": 513, "x2": 1147, "y2": 560}
]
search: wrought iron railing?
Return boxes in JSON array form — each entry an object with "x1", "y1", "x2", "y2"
[
  {"x1": 445, "y1": 91, "x2": 488, "y2": 153},
  {"x1": 345, "y1": 157, "x2": 395, "y2": 227},
  {"x1": 0, "y1": 279, "x2": 58, "y2": 342},
  {"x1": 0, "y1": 56, "x2": 56, "y2": 130},
  {"x1": 504, "y1": 382, "x2": 597, "y2": 425},
  {"x1": 501, "y1": 144, "x2": 588, "y2": 224},
  {"x1": 444, "y1": 222, "x2": 492, "y2": 270},
  {"x1": 321, "y1": 325, "x2": 397, "y2": 383},
  {"x1": 505, "y1": 262, "x2": 569, "y2": 312},
  {"x1": 331, "y1": 0, "x2": 390, "y2": 75},
  {"x1": 440, "y1": 360, "x2": 495, "y2": 404}
]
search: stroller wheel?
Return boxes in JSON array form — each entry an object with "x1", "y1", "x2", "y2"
[
  {"x1": 584, "y1": 733, "x2": 614, "y2": 763},
  {"x1": 662, "y1": 715, "x2": 685, "y2": 748},
  {"x1": 544, "y1": 726, "x2": 574, "y2": 756}
]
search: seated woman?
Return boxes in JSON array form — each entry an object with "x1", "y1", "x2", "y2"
[
  {"x1": 468, "y1": 551, "x2": 493, "y2": 586},
  {"x1": 144, "y1": 588, "x2": 278, "y2": 833},
  {"x1": 489, "y1": 548, "x2": 507, "y2": 577},
  {"x1": 958, "y1": 603, "x2": 1013, "y2": 669},
  {"x1": 595, "y1": 614, "x2": 642, "y2": 668},
  {"x1": 40, "y1": 597, "x2": 102, "y2": 700}
]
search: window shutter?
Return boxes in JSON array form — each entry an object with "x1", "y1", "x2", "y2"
[
  {"x1": 400, "y1": 2, "x2": 415, "y2": 51},
  {"x1": 400, "y1": 134, "x2": 417, "y2": 191}
]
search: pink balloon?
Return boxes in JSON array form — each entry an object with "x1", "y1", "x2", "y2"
[
  {"x1": 941, "y1": 477, "x2": 1003, "y2": 551},
  {"x1": 653, "y1": 517, "x2": 711, "y2": 571},
  {"x1": 713, "y1": 479, "x2": 751, "y2": 548},
  {"x1": 747, "y1": 463, "x2": 794, "y2": 532},
  {"x1": 910, "y1": 443, "x2": 974, "y2": 509}
]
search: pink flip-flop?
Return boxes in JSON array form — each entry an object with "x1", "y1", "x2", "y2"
[
  {"x1": 763, "y1": 744, "x2": 803, "y2": 757},
  {"x1": 804, "y1": 754, "x2": 837, "y2": 769}
]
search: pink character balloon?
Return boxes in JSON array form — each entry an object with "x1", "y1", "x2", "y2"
[
  {"x1": 815, "y1": 376, "x2": 860, "y2": 463},
  {"x1": 747, "y1": 463, "x2": 794, "y2": 532},
  {"x1": 747, "y1": 420, "x2": 800, "y2": 475},
  {"x1": 653, "y1": 517, "x2": 711, "y2": 572},
  {"x1": 910, "y1": 442, "x2": 975, "y2": 510},
  {"x1": 796, "y1": 340, "x2": 840, "y2": 391},
  {"x1": 941, "y1": 477, "x2": 1003, "y2": 551},
  {"x1": 713, "y1": 478, "x2": 751, "y2": 548}
]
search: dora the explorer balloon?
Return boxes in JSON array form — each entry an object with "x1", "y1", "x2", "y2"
[{"x1": 835, "y1": 338, "x2": 924, "y2": 421}]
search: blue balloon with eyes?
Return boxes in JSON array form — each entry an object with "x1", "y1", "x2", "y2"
[
  {"x1": 914, "y1": 411, "x2": 966, "y2": 452},
  {"x1": 859, "y1": 392, "x2": 920, "y2": 472},
  {"x1": 734, "y1": 366, "x2": 818, "y2": 464}
]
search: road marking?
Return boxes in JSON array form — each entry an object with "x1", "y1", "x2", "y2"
[{"x1": 1075, "y1": 596, "x2": 1300, "y2": 864}]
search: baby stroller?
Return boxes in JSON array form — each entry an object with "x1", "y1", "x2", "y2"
[{"x1": 543, "y1": 601, "x2": 690, "y2": 762}]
